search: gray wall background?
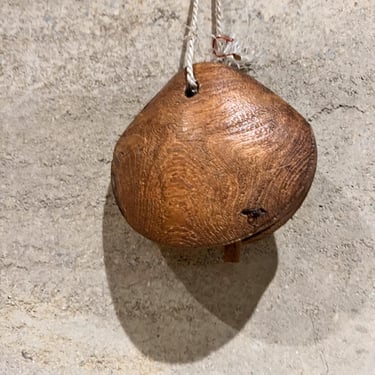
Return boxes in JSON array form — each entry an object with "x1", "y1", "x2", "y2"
[{"x1": 1, "y1": 1, "x2": 374, "y2": 374}]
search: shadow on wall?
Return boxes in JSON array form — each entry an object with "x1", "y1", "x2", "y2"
[{"x1": 102, "y1": 185, "x2": 278, "y2": 363}]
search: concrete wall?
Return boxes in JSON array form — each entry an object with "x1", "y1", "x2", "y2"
[{"x1": 1, "y1": 1, "x2": 374, "y2": 374}]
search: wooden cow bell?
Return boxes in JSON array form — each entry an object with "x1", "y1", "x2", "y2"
[{"x1": 111, "y1": 62, "x2": 317, "y2": 260}]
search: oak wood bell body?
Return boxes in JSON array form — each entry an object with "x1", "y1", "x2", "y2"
[{"x1": 111, "y1": 62, "x2": 317, "y2": 259}]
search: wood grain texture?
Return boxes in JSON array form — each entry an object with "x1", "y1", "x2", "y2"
[{"x1": 111, "y1": 62, "x2": 317, "y2": 249}]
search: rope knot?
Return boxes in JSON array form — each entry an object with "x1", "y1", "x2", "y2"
[{"x1": 212, "y1": 35, "x2": 242, "y2": 61}]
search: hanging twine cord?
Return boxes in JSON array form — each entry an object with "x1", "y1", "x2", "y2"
[
  {"x1": 212, "y1": 0, "x2": 242, "y2": 63},
  {"x1": 184, "y1": 0, "x2": 199, "y2": 96},
  {"x1": 183, "y1": 0, "x2": 250, "y2": 94},
  {"x1": 213, "y1": 0, "x2": 254, "y2": 71},
  {"x1": 213, "y1": 0, "x2": 223, "y2": 36}
]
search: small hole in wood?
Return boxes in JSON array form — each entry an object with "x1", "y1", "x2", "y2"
[
  {"x1": 185, "y1": 82, "x2": 199, "y2": 97},
  {"x1": 241, "y1": 208, "x2": 267, "y2": 218}
]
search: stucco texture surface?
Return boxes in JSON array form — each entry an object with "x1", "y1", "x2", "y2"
[{"x1": 1, "y1": 1, "x2": 374, "y2": 374}]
